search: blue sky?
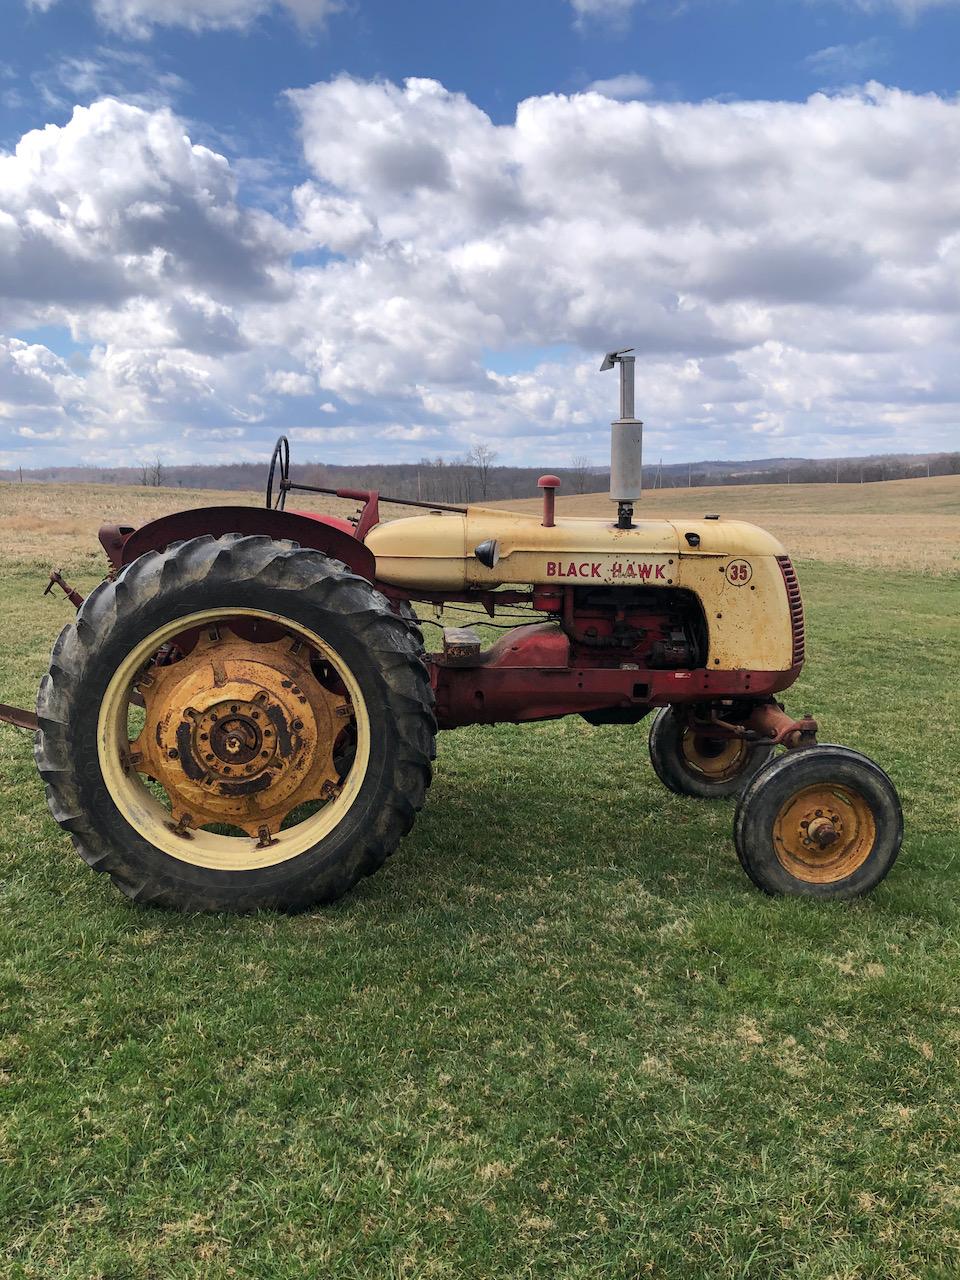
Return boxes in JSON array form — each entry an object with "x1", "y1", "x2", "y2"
[
  {"x1": 7, "y1": 0, "x2": 960, "y2": 139},
  {"x1": 2, "y1": 0, "x2": 960, "y2": 469}
]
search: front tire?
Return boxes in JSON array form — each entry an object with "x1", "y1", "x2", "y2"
[
  {"x1": 648, "y1": 705, "x2": 775, "y2": 799},
  {"x1": 733, "y1": 745, "x2": 903, "y2": 898},
  {"x1": 35, "y1": 535, "x2": 436, "y2": 913}
]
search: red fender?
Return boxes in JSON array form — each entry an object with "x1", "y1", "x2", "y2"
[
  {"x1": 288, "y1": 508, "x2": 356, "y2": 536},
  {"x1": 115, "y1": 506, "x2": 376, "y2": 581}
]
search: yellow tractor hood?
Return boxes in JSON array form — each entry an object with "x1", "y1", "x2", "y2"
[{"x1": 365, "y1": 505, "x2": 786, "y2": 591}]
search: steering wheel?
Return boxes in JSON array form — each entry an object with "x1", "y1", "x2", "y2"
[{"x1": 265, "y1": 435, "x2": 290, "y2": 511}]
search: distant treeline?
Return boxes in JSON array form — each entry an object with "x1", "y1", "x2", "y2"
[{"x1": 2, "y1": 450, "x2": 958, "y2": 503}]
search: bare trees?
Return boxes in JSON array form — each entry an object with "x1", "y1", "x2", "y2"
[
  {"x1": 139, "y1": 456, "x2": 165, "y2": 487},
  {"x1": 22, "y1": 446, "x2": 959, "y2": 499},
  {"x1": 570, "y1": 455, "x2": 592, "y2": 494},
  {"x1": 468, "y1": 443, "x2": 498, "y2": 500},
  {"x1": 412, "y1": 445, "x2": 499, "y2": 503}
]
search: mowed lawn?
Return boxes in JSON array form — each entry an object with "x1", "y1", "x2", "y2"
[{"x1": 1, "y1": 487, "x2": 959, "y2": 1277}]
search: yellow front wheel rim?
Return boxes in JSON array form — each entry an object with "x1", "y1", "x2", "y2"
[
  {"x1": 772, "y1": 783, "x2": 876, "y2": 884},
  {"x1": 681, "y1": 729, "x2": 750, "y2": 781}
]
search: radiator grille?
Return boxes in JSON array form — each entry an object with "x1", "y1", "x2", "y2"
[{"x1": 777, "y1": 555, "x2": 805, "y2": 665}]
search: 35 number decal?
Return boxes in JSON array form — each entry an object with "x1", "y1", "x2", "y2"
[{"x1": 725, "y1": 559, "x2": 753, "y2": 585}]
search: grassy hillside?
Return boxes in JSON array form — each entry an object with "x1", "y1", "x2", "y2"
[
  {"x1": 0, "y1": 481, "x2": 413, "y2": 572},
  {"x1": 498, "y1": 473, "x2": 960, "y2": 576},
  {"x1": 499, "y1": 472, "x2": 960, "y2": 517},
  {"x1": 3, "y1": 472, "x2": 957, "y2": 579}
]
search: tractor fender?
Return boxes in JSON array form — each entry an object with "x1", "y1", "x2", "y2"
[{"x1": 117, "y1": 506, "x2": 376, "y2": 581}]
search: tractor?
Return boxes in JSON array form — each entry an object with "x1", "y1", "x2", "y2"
[{"x1": 0, "y1": 351, "x2": 902, "y2": 911}]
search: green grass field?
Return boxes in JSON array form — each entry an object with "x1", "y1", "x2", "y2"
[{"x1": 1, "y1": 505, "x2": 959, "y2": 1276}]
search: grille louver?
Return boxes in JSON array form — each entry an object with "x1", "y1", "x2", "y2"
[{"x1": 777, "y1": 556, "x2": 805, "y2": 665}]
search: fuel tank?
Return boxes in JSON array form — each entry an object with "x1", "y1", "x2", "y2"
[{"x1": 365, "y1": 506, "x2": 799, "y2": 675}]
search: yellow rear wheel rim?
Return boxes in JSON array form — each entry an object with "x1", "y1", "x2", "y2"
[
  {"x1": 772, "y1": 782, "x2": 876, "y2": 884},
  {"x1": 97, "y1": 608, "x2": 371, "y2": 871}
]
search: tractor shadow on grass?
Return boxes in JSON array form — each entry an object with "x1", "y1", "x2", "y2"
[{"x1": 360, "y1": 721, "x2": 748, "y2": 913}]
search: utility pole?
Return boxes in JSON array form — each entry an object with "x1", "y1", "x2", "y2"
[{"x1": 687, "y1": 462, "x2": 692, "y2": 489}]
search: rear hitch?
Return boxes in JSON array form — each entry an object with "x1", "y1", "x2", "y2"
[
  {"x1": 0, "y1": 569, "x2": 84, "y2": 733},
  {"x1": 44, "y1": 568, "x2": 85, "y2": 610}
]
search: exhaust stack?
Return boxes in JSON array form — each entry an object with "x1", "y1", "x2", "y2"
[{"x1": 601, "y1": 348, "x2": 642, "y2": 529}]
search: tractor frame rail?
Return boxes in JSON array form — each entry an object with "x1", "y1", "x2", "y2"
[{"x1": 0, "y1": 703, "x2": 38, "y2": 733}]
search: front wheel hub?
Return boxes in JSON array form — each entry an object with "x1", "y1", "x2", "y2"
[
  {"x1": 773, "y1": 783, "x2": 875, "y2": 883},
  {"x1": 805, "y1": 814, "x2": 841, "y2": 850}
]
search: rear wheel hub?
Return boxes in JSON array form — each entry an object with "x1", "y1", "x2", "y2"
[
  {"x1": 131, "y1": 627, "x2": 348, "y2": 839},
  {"x1": 204, "y1": 703, "x2": 266, "y2": 768}
]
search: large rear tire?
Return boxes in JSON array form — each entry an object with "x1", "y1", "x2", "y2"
[{"x1": 35, "y1": 535, "x2": 436, "y2": 913}]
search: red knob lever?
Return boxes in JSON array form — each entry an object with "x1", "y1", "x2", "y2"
[{"x1": 538, "y1": 474, "x2": 561, "y2": 528}]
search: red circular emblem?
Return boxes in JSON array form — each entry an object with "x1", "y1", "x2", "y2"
[{"x1": 725, "y1": 559, "x2": 753, "y2": 585}]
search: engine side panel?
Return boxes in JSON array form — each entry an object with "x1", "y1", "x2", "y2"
[
  {"x1": 366, "y1": 508, "x2": 798, "y2": 674},
  {"x1": 679, "y1": 553, "x2": 796, "y2": 673}
]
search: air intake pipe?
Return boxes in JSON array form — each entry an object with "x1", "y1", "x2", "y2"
[{"x1": 601, "y1": 348, "x2": 643, "y2": 529}]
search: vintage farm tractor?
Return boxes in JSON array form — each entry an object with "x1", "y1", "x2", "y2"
[{"x1": 0, "y1": 352, "x2": 902, "y2": 911}]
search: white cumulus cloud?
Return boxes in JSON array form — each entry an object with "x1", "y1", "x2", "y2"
[
  {"x1": 803, "y1": 38, "x2": 891, "y2": 79},
  {"x1": 4, "y1": 79, "x2": 960, "y2": 468},
  {"x1": 586, "y1": 73, "x2": 654, "y2": 100},
  {"x1": 26, "y1": 0, "x2": 341, "y2": 37},
  {"x1": 568, "y1": 0, "x2": 960, "y2": 23},
  {"x1": 276, "y1": 77, "x2": 960, "y2": 454},
  {"x1": 569, "y1": 0, "x2": 639, "y2": 24},
  {"x1": 851, "y1": 0, "x2": 960, "y2": 11},
  {"x1": 0, "y1": 98, "x2": 289, "y2": 319}
]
